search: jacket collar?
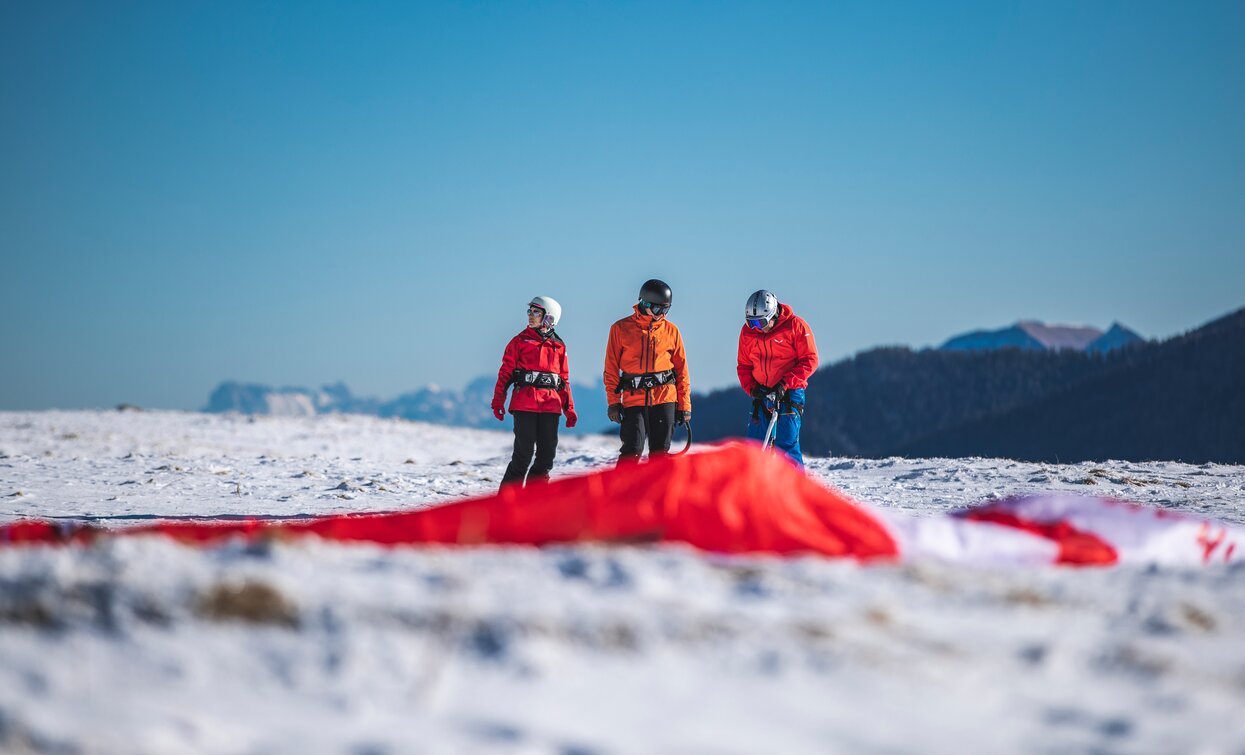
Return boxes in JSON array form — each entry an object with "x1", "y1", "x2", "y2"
[
  {"x1": 524, "y1": 326, "x2": 561, "y2": 343},
  {"x1": 630, "y1": 303, "x2": 666, "y2": 328}
]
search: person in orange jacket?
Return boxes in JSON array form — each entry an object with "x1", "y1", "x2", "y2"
[
  {"x1": 492, "y1": 296, "x2": 577, "y2": 488},
  {"x1": 737, "y1": 289, "x2": 819, "y2": 468},
  {"x1": 603, "y1": 279, "x2": 691, "y2": 461}
]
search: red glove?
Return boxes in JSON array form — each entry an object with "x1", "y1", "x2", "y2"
[
  {"x1": 565, "y1": 409, "x2": 577, "y2": 428},
  {"x1": 492, "y1": 404, "x2": 505, "y2": 421}
]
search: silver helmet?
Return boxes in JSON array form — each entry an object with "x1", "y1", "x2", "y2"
[{"x1": 744, "y1": 290, "x2": 778, "y2": 326}]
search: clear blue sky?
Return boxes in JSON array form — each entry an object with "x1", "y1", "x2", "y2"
[{"x1": 3, "y1": 1, "x2": 1243, "y2": 411}]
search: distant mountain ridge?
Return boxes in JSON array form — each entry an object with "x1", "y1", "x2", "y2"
[
  {"x1": 205, "y1": 376, "x2": 612, "y2": 435},
  {"x1": 940, "y1": 320, "x2": 1144, "y2": 353}
]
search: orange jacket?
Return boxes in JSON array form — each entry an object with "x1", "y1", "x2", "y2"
[
  {"x1": 736, "y1": 303, "x2": 819, "y2": 393},
  {"x1": 604, "y1": 306, "x2": 691, "y2": 410}
]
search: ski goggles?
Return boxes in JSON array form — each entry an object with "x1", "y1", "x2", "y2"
[
  {"x1": 527, "y1": 306, "x2": 545, "y2": 317},
  {"x1": 639, "y1": 301, "x2": 670, "y2": 316},
  {"x1": 747, "y1": 317, "x2": 770, "y2": 330}
]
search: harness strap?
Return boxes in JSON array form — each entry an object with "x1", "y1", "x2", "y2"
[
  {"x1": 752, "y1": 397, "x2": 805, "y2": 420},
  {"x1": 615, "y1": 370, "x2": 677, "y2": 393},
  {"x1": 511, "y1": 369, "x2": 564, "y2": 390}
]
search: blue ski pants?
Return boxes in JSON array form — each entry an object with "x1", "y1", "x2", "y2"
[{"x1": 745, "y1": 388, "x2": 805, "y2": 468}]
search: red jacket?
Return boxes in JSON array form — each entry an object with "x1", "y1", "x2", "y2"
[
  {"x1": 492, "y1": 328, "x2": 575, "y2": 415},
  {"x1": 736, "y1": 304, "x2": 819, "y2": 393}
]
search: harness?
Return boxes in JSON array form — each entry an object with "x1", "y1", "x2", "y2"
[
  {"x1": 614, "y1": 370, "x2": 677, "y2": 393},
  {"x1": 510, "y1": 369, "x2": 564, "y2": 390},
  {"x1": 751, "y1": 396, "x2": 804, "y2": 421}
]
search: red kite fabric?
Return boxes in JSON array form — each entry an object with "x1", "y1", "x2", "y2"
[
  {"x1": 0, "y1": 443, "x2": 898, "y2": 560},
  {"x1": 2, "y1": 443, "x2": 1243, "y2": 568},
  {"x1": 954, "y1": 494, "x2": 1242, "y2": 566}
]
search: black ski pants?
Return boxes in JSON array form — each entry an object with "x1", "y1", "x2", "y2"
[
  {"x1": 501, "y1": 411, "x2": 560, "y2": 488},
  {"x1": 618, "y1": 402, "x2": 676, "y2": 460}
]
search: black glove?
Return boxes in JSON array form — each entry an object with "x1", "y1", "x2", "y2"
[
  {"x1": 608, "y1": 403, "x2": 623, "y2": 424},
  {"x1": 751, "y1": 384, "x2": 786, "y2": 401},
  {"x1": 675, "y1": 410, "x2": 690, "y2": 426}
]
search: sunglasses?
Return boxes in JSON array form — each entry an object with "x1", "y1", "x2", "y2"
[{"x1": 639, "y1": 301, "x2": 670, "y2": 316}]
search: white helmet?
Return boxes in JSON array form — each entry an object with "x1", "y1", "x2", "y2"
[
  {"x1": 528, "y1": 295, "x2": 562, "y2": 328},
  {"x1": 745, "y1": 290, "x2": 778, "y2": 325}
]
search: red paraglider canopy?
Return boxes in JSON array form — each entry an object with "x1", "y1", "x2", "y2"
[
  {"x1": 4, "y1": 444, "x2": 1242, "y2": 568},
  {"x1": 0, "y1": 443, "x2": 900, "y2": 561}
]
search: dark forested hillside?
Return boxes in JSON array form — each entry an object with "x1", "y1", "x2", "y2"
[
  {"x1": 900, "y1": 307, "x2": 1245, "y2": 463},
  {"x1": 692, "y1": 307, "x2": 1244, "y2": 463},
  {"x1": 693, "y1": 347, "x2": 1109, "y2": 456}
]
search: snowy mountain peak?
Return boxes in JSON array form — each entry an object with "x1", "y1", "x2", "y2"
[
  {"x1": 941, "y1": 320, "x2": 1144, "y2": 353},
  {"x1": 1015, "y1": 321, "x2": 1102, "y2": 350}
]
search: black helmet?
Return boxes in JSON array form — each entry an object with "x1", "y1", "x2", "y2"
[{"x1": 638, "y1": 279, "x2": 673, "y2": 315}]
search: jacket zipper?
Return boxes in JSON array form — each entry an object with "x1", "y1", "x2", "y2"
[{"x1": 642, "y1": 321, "x2": 650, "y2": 375}]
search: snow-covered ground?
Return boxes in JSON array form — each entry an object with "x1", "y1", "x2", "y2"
[{"x1": 2, "y1": 410, "x2": 1244, "y2": 754}]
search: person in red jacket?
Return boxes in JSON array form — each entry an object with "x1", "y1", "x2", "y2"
[
  {"x1": 492, "y1": 296, "x2": 577, "y2": 488},
  {"x1": 737, "y1": 290, "x2": 819, "y2": 467}
]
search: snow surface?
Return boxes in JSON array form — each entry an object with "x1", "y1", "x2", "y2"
[{"x1": 2, "y1": 410, "x2": 1244, "y2": 754}]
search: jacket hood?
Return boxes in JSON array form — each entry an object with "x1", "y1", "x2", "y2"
[{"x1": 772, "y1": 303, "x2": 794, "y2": 327}]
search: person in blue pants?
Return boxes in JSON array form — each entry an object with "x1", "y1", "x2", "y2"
[
  {"x1": 736, "y1": 290, "x2": 820, "y2": 468},
  {"x1": 746, "y1": 387, "x2": 807, "y2": 466}
]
